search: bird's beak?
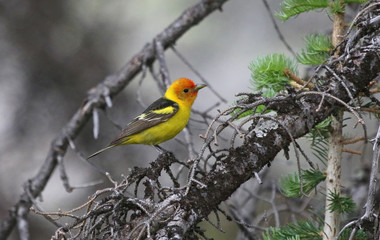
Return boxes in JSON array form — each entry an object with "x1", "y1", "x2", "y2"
[{"x1": 194, "y1": 84, "x2": 207, "y2": 91}]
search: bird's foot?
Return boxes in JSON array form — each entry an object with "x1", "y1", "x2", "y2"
[{"x1": 153, "y1": 145, "x2": 169, "y2": 155}]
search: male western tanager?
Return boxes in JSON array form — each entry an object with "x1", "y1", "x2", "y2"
[{"x1": 87, "y1": 78, "x2": 206, "y2": 159}]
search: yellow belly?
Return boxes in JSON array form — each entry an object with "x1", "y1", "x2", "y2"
[{"x1": 124, "y1": 106, "x2": 190, "y2": 145}]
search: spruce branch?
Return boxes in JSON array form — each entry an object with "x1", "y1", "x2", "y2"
[
  {"x1": 344, "y1": 0, "x2": 367, "y2": 3},
  {"x1": 262, "y1": 221, "x2": 321, "y2": 240},
  {"x1": 276, "y1": 0, "x2": 329, "y2": 20},
  {"x1": 249, "y1": 53, "x2": 298, "y2": 92},
  {"x1": 296, "y1": 34, "x2": 333, "y2": 65},
  {"x1": 306, "y1": 117, "x2": 331, "y2": 165},
  {"x1": 327, "y1": 190, "x2": 356, "y2": 214},
  {"x1": 279, "y1": 169, "x2": 326, "y2": 198}
]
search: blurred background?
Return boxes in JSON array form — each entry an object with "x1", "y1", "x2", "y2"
[{"x1": 0, "y1": 0, "x2": 372, "y2": 239}]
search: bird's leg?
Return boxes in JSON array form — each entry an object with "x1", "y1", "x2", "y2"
[{"x1": 153, "y1": 145, "x2": 168, "y2": 154}]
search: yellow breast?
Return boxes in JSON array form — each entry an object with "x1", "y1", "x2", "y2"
[{"x1": 125, "y1": 105, "x2": 190, "y2": 145}]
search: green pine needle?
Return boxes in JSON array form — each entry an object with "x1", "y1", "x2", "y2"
[
  {"x1": 327, "y1": 191, "x2": 356, "y2": 214},
  {"x1": 310, "y1": 117, "x2": 332, "y2": 137},
  {"x1": 262, "y1": 221, "x2": 367, "y2": 240},
  {"x1": 344, "y1": 0, "x2": 367, "y2": 3},
  {"x1": 276, "y1": 0, "x2": 367, "y2": 20},
  {"x1": 249, "y1": 54, "x2": 297, "y2": 93},
  {"x1": 311, "y1": 141, "x2": 329, "y2": 166},
  {"x1": 262, "y1": 221, "x2": 321, "y2": 240},
  {"x1": 338, "y1": 228, "x2": 367, "y2": 240},
  {"x1": 306, "y1": 117, "x2": 332, "y2": 165},
  {"x1": 329, "y1": 0, "x2": 345, "y2": 13},
  {"x1": 296, "y1": 34, "x2": 333, "y2": 65},
  {"x1": 276, "y1": 0, "x2": 329, "y2": 20},
  {"x1": 279, "y1": 169, "x2": 326, "y2": 198}
]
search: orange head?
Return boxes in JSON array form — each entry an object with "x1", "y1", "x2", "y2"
[{"x1": 165, "y1": 78, "x2": 207, "y2": 107}]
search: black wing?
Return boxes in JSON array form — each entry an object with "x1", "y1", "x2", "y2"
[{"x1": 110, "y1": 97, "x2": 179, "y2": 145}]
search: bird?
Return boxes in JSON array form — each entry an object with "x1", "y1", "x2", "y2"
[{"x1": 87, "y1": 78, "x2": 206, "y2": 159}]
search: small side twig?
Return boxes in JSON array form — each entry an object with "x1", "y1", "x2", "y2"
[
  {"x1": 57, "y1": 155, "x2": 72, "y2": 193},
  {"x1": 342, "y1": 148, "x2": 362, "y2": 155},
  {"x1": 298, "y1": 91, "x2": 365, "y2": 126},
  {"x1": 154, "y1": 39, "x2": 171, "y2": 89},
  {"x1": 342, "y1": 136, "x2": 366, "y2": 145},
  {"x1": 284, "y1": 68, "x2": 315, "y2": 89},
  {"x1": 262, "y1": 0, "x2": 296, "y2": 57}
]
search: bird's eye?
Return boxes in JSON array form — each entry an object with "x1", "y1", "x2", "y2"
[{"x1": 183, "y1": 88, "x2": 189, "y2": 93}]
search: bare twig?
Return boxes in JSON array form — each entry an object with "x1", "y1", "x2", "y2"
[
  {"x1": 182, "y1": 127, "x2": 196, "y2": 159},
  {"x1": 342, "y1": 148, "x2": 362, "y2": 155},
  {"x1": 344, "y1": 2, "x2": 380, "y2": 38},
  {"x1": 284, "y1": 68, "x2": 314, "y2": 89},
  {"x1": 324, "y1": 65, "x2": 355, "y2": 102},
  {"x1": 262, "y1": 0, "x2": 296, "y2": 57},
  {"x1": 342, "y1": 136, "x2": 366, "y2": 145},
  {"x1": 298, "y1": 91, "x2": 365, "y2": 125},
  {"x1": 154, "y1": 39, "x2": 171, "y2": 89},
  {"x1": 136, "y1": 45, "x2": 150, "y2": 109}
]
